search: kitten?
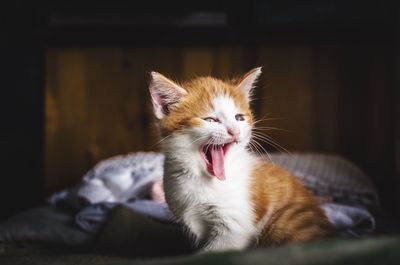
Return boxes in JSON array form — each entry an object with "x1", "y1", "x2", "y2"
[{"x1": 149, "y1": 68, "x2": 334, "y2": 252}]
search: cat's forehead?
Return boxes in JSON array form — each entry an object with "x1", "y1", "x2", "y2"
[
  {"x1": 184, "y1": 76, "x2": 249, "y2": 111},
  {"x1": 212, "y1": 96, "x2": 239, "y2": 116},
  {"x1": 184, "y1": 76, "x2": 232, "y2": 94}
]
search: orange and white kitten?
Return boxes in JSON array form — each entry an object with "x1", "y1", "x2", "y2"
[{"x1": 149, "y1": 68, "x2": 334, "y2": 252}]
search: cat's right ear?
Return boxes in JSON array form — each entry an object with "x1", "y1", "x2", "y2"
[{"x1": 149, "y1": 72, "x2": 188, "y2": 119}]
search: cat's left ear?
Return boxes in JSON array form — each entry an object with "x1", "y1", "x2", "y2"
[{"x1": 236, "y1": 67, "x2": 262, "y2": 100}]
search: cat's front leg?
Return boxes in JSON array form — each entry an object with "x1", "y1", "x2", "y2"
[
  {"x1": 195, "y1": 204, "x2": 253, "y2": 253},
  {"x1": 199, "y1": 227, "x2": 251, "y2": 253},
  {"x1": 182, "y1": 211, "x2": 206, "y2": 245}
]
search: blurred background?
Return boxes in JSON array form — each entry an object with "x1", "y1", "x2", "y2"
[{"x1": 1, "y1": 0, "x2": 399, "y2": 224}]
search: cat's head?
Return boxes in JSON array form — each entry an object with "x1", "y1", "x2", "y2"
[{"x1": 149, "y1": 68, "x2": 262, "y2": 180}]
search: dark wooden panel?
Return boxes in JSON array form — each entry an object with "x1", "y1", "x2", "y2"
[
  {"x1": 257, "y1": 45, "x2": 314, "y2": 151},
  {"x1": 45, "y1": 47, "x2": 185, "y2": 193},
  {"x1": 312, "y1": 45, "x2": 340, "y2": 152},
  {"x1": 45, "y1": 44, "x2": 397, "y2": 217}
]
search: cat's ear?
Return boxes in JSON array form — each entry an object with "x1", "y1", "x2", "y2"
[
  {"x1": 236, "y1": 67, "x2": 262, "y2": 100},
  {"x1": 149, "y1": 71, "x2": 188, "y2": 119}
]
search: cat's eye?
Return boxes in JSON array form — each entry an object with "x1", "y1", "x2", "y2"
[
  {"x1": 203, "y1": 117, "x2": 218, "y2": 122},
  {"x1": 235, "y1": 114, "x2": 245, "y2": 121}
]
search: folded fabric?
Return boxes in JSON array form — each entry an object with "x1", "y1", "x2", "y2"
[
  {"x1": 49, "y1": 152, "x2": 165, "y2": 207},
  {"x1": 0, "y1": 206, "x2": 92, "y2": 245},
  {"x1": 50, "y1": 152, "x2": 379, "y2": 238},
  {"x1": 76, "y1": 200, "x2": 174, "y2": 233},
  {"x1": 321, "y1": 203, "x2": 375, "y2": 237},
  {"x1": 271, "y1": 153, "x2": 379, "y2": 208}
]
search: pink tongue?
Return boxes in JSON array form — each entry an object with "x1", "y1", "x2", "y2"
[{"x1": 210, "y1": 145, "x2": 225, "y2": 181}]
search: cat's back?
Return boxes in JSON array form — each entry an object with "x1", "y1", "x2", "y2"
[
  {"x1": 250, "y1": 159, "x2": 320, "y2": 223},
  {"x1": 249, "y1": 159, "x2": 334, "y2": 246}
]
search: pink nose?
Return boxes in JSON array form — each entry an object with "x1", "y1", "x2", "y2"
[{"x1": 227, "y1": 127, "x2": 240, "y2": 139}]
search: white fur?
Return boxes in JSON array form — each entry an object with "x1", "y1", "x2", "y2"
[{"x1": 162, "y1": 96, "x2": 259, "y2": 252}]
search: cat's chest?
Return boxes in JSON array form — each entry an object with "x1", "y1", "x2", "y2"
[
  {"x1": 178, "y1": 161, "x2": 253, "y2": 211},
  {"x1": 164, "y1": 147, "x2": 256, "y2": 220},
  {"x1": 178, "y1": 165, "x2": 256, "y2": 237}
]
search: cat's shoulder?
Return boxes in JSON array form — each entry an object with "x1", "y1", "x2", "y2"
[{"x1": 251, "y1": 157, "x2": 295, "y2": 183}]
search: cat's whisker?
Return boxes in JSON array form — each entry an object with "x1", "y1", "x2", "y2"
[
  {"x1": 247, "y1": 142, "x2": 259, "y2": 157},
  {"x1": 253, "y1": 126, "x2": 290, "y2": 132},
  {"x1": 150, "y1": 134, "x2": 174, "y2": 148},
  {"x1": 254, "y1": 113, "x2": 270, "y2": 122},
  {"x1": 258, "y1": 135, "x2": 290, "y2": 154},
  {"x1": 152, "y1": 128, "x2": 194, "y2": 147},
  {"x1": 204, "y1": 139, "x2": 213, "y2": 155},
  {"x1": 248, "y1": 142, "x2": 268, "y2": 161},
  {"x1": 252, "y1": 135, "x2": 287, "y2": 154},
  {"x1": 252, "y1": 126, "x2": 292, "y2": 132},
  {"x1": 252, "y1": 136, "x2": 278, "y2": 152},
  {"x1": 251, "y1": 132, "x2": 290, "y2": 154},
  {"x1": 248, "y1": 138, "x2": 265, "y2": 158},
  {"x1": 253, "y1": 116, "x2": 285, "y2": 125},
  {"x1": 251, "y1": 139, "x2": 272, "y2": 161},
  {"x1": 190, "y1": 135, "x2": 210, "y2": 145}
]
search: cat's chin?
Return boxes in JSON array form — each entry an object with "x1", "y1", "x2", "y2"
[{"x1": 199, "y1": 142, "x2": 235, "y2": 181}]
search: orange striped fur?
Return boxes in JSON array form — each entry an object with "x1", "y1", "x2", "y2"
[{"x1": 251, "y1": 162, "x2": 334, "y2": 246}]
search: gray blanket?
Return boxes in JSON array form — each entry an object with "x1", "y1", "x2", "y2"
[
  {"x1": 51, "y1": 152, "x2": 378, "y2": 235},
  {"x1": 0, "y1": 152, "x2": 379, "y2": 245}
]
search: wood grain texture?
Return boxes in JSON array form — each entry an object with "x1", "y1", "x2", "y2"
[
  {"x1": 45, "y1": 45, "x2": 395, "y2": 202},
  {"x1": 256, "y1": 45, "x2": 314, "y2": 151}
]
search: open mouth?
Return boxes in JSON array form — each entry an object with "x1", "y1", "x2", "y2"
[{"x1": 200, "y1": 143, "x2": 232, "y2": 181}]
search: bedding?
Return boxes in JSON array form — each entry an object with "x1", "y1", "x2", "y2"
[{"x1": 0, "y1": 152, "x2": 379, "y2": 247}]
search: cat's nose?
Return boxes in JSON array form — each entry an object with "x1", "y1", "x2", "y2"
[{"x1": 227, "y1": 127, "x2": 240, "y2": 140}]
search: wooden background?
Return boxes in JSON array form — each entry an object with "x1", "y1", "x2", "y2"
[{"x1": 45, "y1": 44, "x2": 396, "y2": 206}]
